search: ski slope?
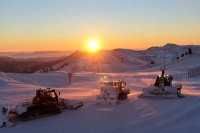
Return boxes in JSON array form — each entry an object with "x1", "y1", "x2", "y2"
[
  {"x1": 1, "y1": 56, "x2": 200, "y2": 133},
  {"x1": 1, "y1": 45, "x2": 200, "y2": 132}
]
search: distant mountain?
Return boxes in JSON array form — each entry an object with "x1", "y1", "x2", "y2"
[
  {"x1": 142, "y1": 43, "x2": 200, "y2": 65},
  {"x1": 0, "y1": 56, "x2": 67, "y2": 73},
  {"x1": 145, "y1": 43, "x2": 200, "y2": 54},
  {"x1": 0, "y1": 51, "x2": 74, "y2": 58},
  {"x1": 48, "y1": 44, "x2": 200, "y2": 73},
  {"x1": 1, "y1": 44, "x2": 199, "y2": 73},
  {"x1": 49, "y1": 49, "x2": 156, "y2": 73}
]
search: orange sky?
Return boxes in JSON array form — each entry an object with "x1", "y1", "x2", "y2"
[{"x1": 0, "y1": 1, "x2": 200, "y2": 52}]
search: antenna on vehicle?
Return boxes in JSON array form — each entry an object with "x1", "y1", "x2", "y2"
[{"x1": 162, "y1": 46, "x2": 166, "y2": 72}]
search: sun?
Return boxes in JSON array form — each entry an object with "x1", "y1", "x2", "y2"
[{"x1": 87, "y1": 39, "x2": 99, "y2": 52}]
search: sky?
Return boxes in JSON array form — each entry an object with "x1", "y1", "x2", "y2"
[{"x1": 0, "y1": 0, "x2": 200, "y2": 51}]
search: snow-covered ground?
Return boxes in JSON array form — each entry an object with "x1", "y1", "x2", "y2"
[
  {"x1": 1, "y1": 55, "x2": 200, "y2": 133},
  {"x1": 44, "y1": 44, "x2": 200, "y2": 74},
  {"x1": 1, "y1": 44, "x2": 200, "y2": 133}
]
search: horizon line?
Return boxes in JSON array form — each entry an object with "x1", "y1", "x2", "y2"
[{"x1": 0, "y1": 43, "x2": 200, "y2": 53}]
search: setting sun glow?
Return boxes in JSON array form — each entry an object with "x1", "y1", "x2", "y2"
[{"x1": 87, "y1": 39, "x2": 99, "y2": 52}]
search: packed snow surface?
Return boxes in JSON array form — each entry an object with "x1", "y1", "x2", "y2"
[{"x1": 1, "y1": 55, "x2": 200, "y2": 133}]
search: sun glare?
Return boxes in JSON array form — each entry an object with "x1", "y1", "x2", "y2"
[{"x1": 87, "y1": 39, "x2": 99, "y2": 52}]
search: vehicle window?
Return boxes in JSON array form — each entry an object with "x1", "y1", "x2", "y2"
[
  {"x1": 37, "y1": 91, "x2": 44, "y2": 98},
  {"x1": 122, "y1": 83, "x2": 124, "y2": 88},
  {"x1": 102, "y1": 82, "x2": 113, "y2": 87},
  {"x1": 113, "y1": 82, "x2": 119, "y2": 88},
  {"x1": 47, "y1": 92, "x2": 56, "y2": 99}
]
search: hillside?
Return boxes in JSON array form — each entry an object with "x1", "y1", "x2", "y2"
[
  {"x1": 51, "y1": 49, "x2": 156, "y2": 73},
  {"x1": 143, "y1": 43, "x2": 200, "y2": 65},
  {"x1": 1, "y1": 50, "x2": 200, "y2": 133},
  {"x1": 0, "y1": 56, "x2": 66, "y2": 73},
  {"x1": 0, "y1": 44, "x2": 199, "y2": 73},
  {"x1": 47, "y1": 44, "x2": 200, "y2": 73},
  {"x1": 0, "y1": 51, "x2": 73, "y2": 58}
]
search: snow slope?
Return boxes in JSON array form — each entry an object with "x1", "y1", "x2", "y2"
[
  {"x1": 38, "y1": 44, "x2": 200, "y2": 74},
  {"x1": 143, "y1": 43, "x2": 200, "y2": 65},
  {"x1": 1, "y1": 56, "x2": 200, "y2": 133},
  {"x1": 1, "y1": 44, "x2": 200, "y2": 133},
  {"x1": 49, "y1": 49, "x2": 156, "y2": 73}
]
